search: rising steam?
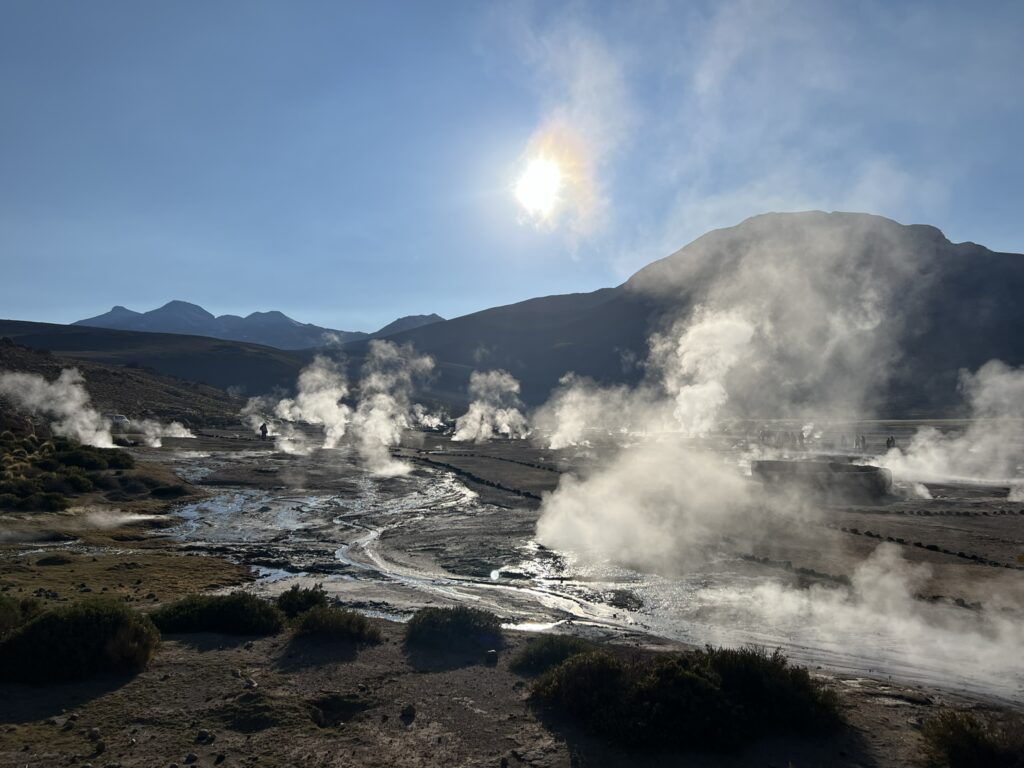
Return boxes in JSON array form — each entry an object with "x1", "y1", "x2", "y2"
[
  {"x1": 453, "y1": 370, "x2": 530, "y2": 442},
  {"x1": 242, "y1": 341, "x2": 436, "y2": 474},
  {"x1": 880, "y1": 360, "x2": 1024, "y2": 488},
  {"x1": 531, "y1": 214, "x2": 1024, "y2": 697},
  {"x1": 0, "y1": 368, "x2": 193, "y2": 448}
]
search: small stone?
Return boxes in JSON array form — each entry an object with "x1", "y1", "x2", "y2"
[
  {"x1": 87, "y1": 727, "x2": 101, "y2": 741},
  {"x1": 244, "y1": 677, "x2": 258, "y2": 689},
  {"x1": 399, "y1": 703, "x2": 416, "y2": 724},
  {"x1": 215, "y1": 755, "x2": 226, "y2": 765},
  {"x1": 197, "y1": 729, "x2": 213, "y2": 744},
  {"x1": 184, "y1": 754, "x2": 198, "y2": 765},
  {"x1": 231, "y1": 669, "x2": 242, "y2": 678}
]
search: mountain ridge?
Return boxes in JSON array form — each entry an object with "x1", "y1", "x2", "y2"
[{"x1": 74, "y1": 302, "x2": 444, "y2": 350}]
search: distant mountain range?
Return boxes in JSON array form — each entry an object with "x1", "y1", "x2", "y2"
[
  {"x1": 73, "y1": 301, "x2": 443, "y2": 350},
  {"x1": 6, "y1": 212, "x2": 1023, "y2": 416}
]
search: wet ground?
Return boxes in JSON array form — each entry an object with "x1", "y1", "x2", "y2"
[{"x1": 123, "y1": 427, "x2": 1024, "y2": 706}]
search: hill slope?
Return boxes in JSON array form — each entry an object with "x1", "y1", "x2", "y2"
[
  {"x1": 0, "y1": 320, "x2": 305, "y2": 397},
  {"x1": 352, "y1": 212, "x2": 1024, "y2": 414},
  {"x1": 0, "y1": 338, "x2": 242, "y2": 427}
]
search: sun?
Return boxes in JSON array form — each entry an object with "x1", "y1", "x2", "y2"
[{"x1": 515, "y1": 156, "x2": 563, "y2": 218}]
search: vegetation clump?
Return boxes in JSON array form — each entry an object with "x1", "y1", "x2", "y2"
[
  {"x1": 404, "y1": 606, "x2": 503, "y2": 651},
  {"x1": 922, "y1": 710, "x2": 1024, "y2": 768},
  {"x1": 151, "y1": 592, "x2": 285, "y2": 636},
  {"x1": 294, "y1": 605, "x2": 382, "y2": 644},
  {"x1": 0, "y1": 432, "x2": 135, "y2": 511},
  {"x1": 0, "y1": 594, "x2": 42, "y2": 638},
  {"x1": 0, "y1": 599, "x2": 159, "y2": 682},
  {"x1": 277, "y1": 583, "x2": 328, "y2": 618},
  {"x1": 531, "y1": 645, "x2": 841, "y2": 751},
  {"x1": 510, "y1": 634, "x2": 595, "y2": 675}
]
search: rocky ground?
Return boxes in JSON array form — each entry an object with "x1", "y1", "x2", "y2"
[{"x1": 0, "y1": 427, "x2": 1022, "y2": 766}]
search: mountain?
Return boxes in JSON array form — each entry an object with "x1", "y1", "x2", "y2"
[
  {"x1": 371, "y1": 313, "x2": 445, "y2": 339},
  {"x1": 0, "y1": 319, "x2": 306, "y2": 396},
  {"x1": 346, "y1": 211, "x2": 1024, "y2": 415},
  {"x1": 74, "y1": 302, "x2": 444, "y2": 350},
  {"x1": 17, "y1": 212, "x2": 1024, "y2": 417}
]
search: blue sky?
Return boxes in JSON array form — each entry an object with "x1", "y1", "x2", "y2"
[{"x1": 2, "y1": 0, "x2": 1022, "y2": 331}]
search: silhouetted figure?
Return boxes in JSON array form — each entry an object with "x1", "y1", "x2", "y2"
[
  {"x1": 259, "y1": 422, "x2": 268, "y2": 441},
  {"x1": 886, "y1": 435, "x2": 896, "y2": 450}
]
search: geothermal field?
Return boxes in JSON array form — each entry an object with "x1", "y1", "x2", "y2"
[{"x1": 5, "y1": 3, "x2": 1024, "y2": 764}]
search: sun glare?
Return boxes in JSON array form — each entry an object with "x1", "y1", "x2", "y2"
[{"x1": 515, "y1": 157, "x2": 563, "y2": 218}]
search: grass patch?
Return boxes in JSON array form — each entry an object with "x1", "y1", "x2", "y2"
[
  {"x1": 511, "y1": 634, "x2": 596, "y2": 675},
  {"x1": 151, "y1": 592, "x2": 285, "y2": 636},
  {"x1": 922, "y1": 710, "x2": 1024, "y2": 767},
  {"x1": 0, "y1": 433, "x2": 135, "y2": 511},
  {"x1": 0, "y1": 599, "x2": 159, "y2": 682},
  {"x1": 531, "y1": 645, "x2": 840, "y2": 751},
  {"x1": 0, "y1": 594, "x2": 42, "y2": 638},
  {"x1": 277, "y1": 583, "x2": 328, "y2": 618},
  {"x1": 404, "y1": 606, "x2": 502, "y2": 651},
  {"x1": 150, "y1": 484, "x2": 189, "y2": 499},
  {"x1": 294, "y1": 606, "x2": 381, "y2": 644}
]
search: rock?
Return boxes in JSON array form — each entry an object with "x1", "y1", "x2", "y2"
[
  {"x1": 87, "y1": 727, "x2": 101, "y2": 741},
  {"x1": 184, "y1": 754, "x2": 198, "y2": 765},
  {"x1": 197, "y1": 729, "x2": 213, "y2": 744},
  {"x1": 399, "y1": 703, "x2": 416, "y2": 724},
  {"x1": 244, "y1": 677, "x2": 258, "y2": 689},
  {"x1": 231, "y1": 669, "x2": 242, "y2": 678},
  {"x1": 215, "y1": 755, "x2": 226, "y2": 765},
  {"x1": 486, "y1": 649, "x2": 498, "y2": 665}
]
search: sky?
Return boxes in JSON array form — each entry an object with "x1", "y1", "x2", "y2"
[{"x1": 2, "y1": 0, "x2": 1022, "y2": 332}]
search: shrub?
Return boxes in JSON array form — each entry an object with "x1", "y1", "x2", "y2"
[
  {"x1": 922, "y1": 710, "x2": 1024, "y2": 768},
  {"x1": 294, "y1": 606, "x2": 381, "y2": 644},
  {"x1": 0, "y1": 595, "x2": 42, "y2": 638},
  {"x1": 0, "y1": 600, "x2": 159, "y2": 682},
  {"x1": 702, "y1": 646, "x2": 840, "y2": 735},
  {"x1": 15, "y1": 492, "x2": 69, "y2": 512},
  {"x1": 277, "y1": 583, "x2": 328, "y2": 618},
  {"x1": 54, "y1": 449, "x2": 107, "y2": 471},
  {"x1": 151, "y1": 593, "x2": 285, "y2": 636},
  {"x1": 100, "y1": 448, "x2": 135, "y2": 469},
  {"x1": 511, "y1": 634, "x2": 595, "y2": 675},
  {"x1": 150, "y1": 484, "x2": 189, "y2": 499},
  {"x1": 530, "y1": 645, "x2": 840, "y2": 751},
  {"x1": 404, "y1": 606, "x2": 502, "y2": 651}
]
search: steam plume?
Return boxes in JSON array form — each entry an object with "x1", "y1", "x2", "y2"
[
  {"x1": 453, "y1": 370, "x2": 529, "y2": 442},
  {"x1": 350, "y1": 340, "x2": 434, "y2": 476},
  {"x1": 880, "y1": 360, "x2": 1024, "y2": 486},
  {"x1": 0, "y1": 369, "x2": 113, "y2": 447},
  {"x1": 0, "y1": 369, "x2": 194, "y2": 447}
]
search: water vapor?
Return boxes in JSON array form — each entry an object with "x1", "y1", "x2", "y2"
[
  {"x1": 453, "y1": 370, "x2": 529, "y2": 442},
  {"x1": 245, "y1": 342, "x2": 435, "y2": 474},
  {"x1": 350, "y1": 341, "x2": 434, "y2": 476},
  {"x1": 0, "y1": 369, "x2": 193, "y2": 448},
  {"x1": 880, "y1": 360, "x2": 1024, "y2": 487},
  {"x1": 0, "y1": 369, "x2": 114, "y2": 447}
]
